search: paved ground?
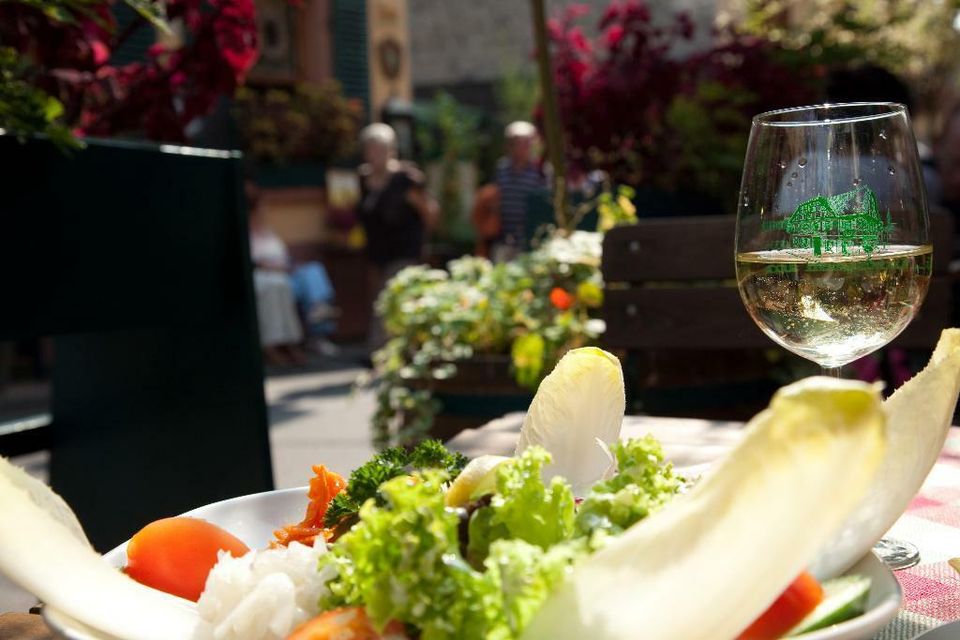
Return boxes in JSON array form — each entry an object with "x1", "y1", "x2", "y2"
[
  {"x1": 265, "y1": 360, "x2": 376, "y2": 488},
  {"x1": 0, "y1": 354, "x2": 377, "y2": 613}
]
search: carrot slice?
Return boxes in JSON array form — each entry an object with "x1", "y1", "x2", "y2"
[
  {"x1": 272, "y1": 465, "x2": 346, "y2": 548},
  {"x1": 287, "y1": 607, "x2": 406, "y2": 640}
]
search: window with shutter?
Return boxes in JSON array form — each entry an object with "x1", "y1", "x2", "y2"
[{"x1": 332, "y1": 0, "x2": 370, "y2": 118}]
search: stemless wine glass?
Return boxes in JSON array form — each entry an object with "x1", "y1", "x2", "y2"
[{"x1": 735, "y1": 103, "x2": 932, "y2": 569}]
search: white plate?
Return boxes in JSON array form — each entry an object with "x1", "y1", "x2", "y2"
[
  {"x1": 801, "y1": 552, "x2": 902, "y2": 640},
  {"x1": 44, "y1": 487, "x2": 902, "y2": 640},
  {"x1": 913, "y1": 620, "x2": 960, "y2": 639},
  {"x1": 44, "y1": 487, "x2": 309, "y2": 640}
]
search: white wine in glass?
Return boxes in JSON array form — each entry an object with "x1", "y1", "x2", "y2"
[
  {"x1": 735, "y1": 103, "x2": 931, "y2": 569},
  {"x1": 737, "y1": 244, "x2": 932, "y2": 369}
]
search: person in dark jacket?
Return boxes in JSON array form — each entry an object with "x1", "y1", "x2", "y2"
[{"x1": 357, "y1": 123, "x2": 438, "y2": 353}]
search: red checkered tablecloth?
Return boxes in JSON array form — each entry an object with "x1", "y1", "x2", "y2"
[{"x1": 874, "y1": 428, "x2": 960, "y2": 639}]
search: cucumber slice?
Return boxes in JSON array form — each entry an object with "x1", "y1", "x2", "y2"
[{"x1": 789, "y1": 575, "x2": 871, "y2": 636}]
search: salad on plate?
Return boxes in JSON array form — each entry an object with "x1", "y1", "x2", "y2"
[{"x1": 2, "y1": 331, "x2": 960, "y2": 640}]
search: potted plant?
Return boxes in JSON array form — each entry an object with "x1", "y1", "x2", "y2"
[
  {"x1": 368, "y1": 0, "x2": 642, "y2": 449},
  {"x1": 232, "y1": 82, "x2": 362, "y2": 188},
  {"x1": 371, "y1": 232, "x2": 608, "y2": 448}
]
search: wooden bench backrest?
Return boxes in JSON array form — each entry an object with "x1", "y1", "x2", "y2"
[{"x1": 602, "y1": 212, "x2": 954, "y2": 350}]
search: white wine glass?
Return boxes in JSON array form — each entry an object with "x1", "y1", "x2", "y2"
[{"x1": 735, "y1": 102, "x2": 932, "y2": 569}]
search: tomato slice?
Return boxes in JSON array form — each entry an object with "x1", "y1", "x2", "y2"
[
  {"x1": 286, "y1": 608, "x2": 406, "y2": 640},
  {"x1": 738, "y1": 571, "x2": 824, "y2": 640},
  {"x1": 125, "y1": 517, "x2": 249, "y2": 602}
]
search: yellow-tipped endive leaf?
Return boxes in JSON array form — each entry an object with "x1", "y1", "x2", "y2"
[
  {"x1": 445, "y1": 455, "x2": 511, "y2": 508},
  {"x1": 515, "y1": 347, "x2": 624, "y2": 495},
  {"x1": 523, "y1": 378, "x2": 886, "y2": 640},
  {"x1": 0, "y1": 457, "x2": 199, "y2": 640},
  {"x1": 812, "y1": 328, "x2": 960, "y2": 579}
]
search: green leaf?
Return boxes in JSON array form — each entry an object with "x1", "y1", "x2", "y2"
[
  {"x1": 43, "y1": 97, "x2": 64, "y2": 121},
  {"x1": 511, "y1": 333, "x2": 545, "y2": 389},
  {"x1": 322, "y1": 439, "x2": 466, "y2": 527},
  {"x1": 0, "y1": 47, "x2": 80, "y2": 151},
  {"x1": 575, "y1": 436, "x2": 683, "y2": 537},
  {"x1": 121, "y1": 0, "x2": 173, "y2": 35},
  {"x1": 41, "y1": 5, "x2": 73, "y2": 22},
  {"x1": 323, "y1": 468, "x2": 585, "y2": 639},
  {"x1": 467, "y1": 447, "x2": 575, "y2": 564}
]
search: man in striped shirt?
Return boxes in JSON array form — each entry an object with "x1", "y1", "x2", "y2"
[{"x1": 491, "y1": 121, "x2": 545, "y2": 262}]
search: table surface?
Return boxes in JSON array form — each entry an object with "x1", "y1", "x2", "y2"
[{"x1": 448, "y1": 414, "x2": 960, "y2": 640}]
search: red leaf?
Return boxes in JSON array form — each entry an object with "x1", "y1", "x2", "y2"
[
  {"x1": 90, "y1": 39, "x2": 109, "y2": 66},
  {"x1": 604, "y1": 24, "x2": 625, "y2": 47}
]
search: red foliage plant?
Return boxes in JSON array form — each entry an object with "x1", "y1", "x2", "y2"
[
  {"x1": 0, "y1": 0, "x2": 259, "y2": 142},
  {"x1": 547, "y1": 1, "x2": 820, "y2": 199}
]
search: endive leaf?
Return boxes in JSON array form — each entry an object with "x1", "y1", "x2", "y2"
[
  {"x1": 515, "y1": 347, "x2": 624, "y2": 495},
  {"x1": 0, "y1": 457, "x2": 199, "y2": 640},
  {"x1": 445, "y1": 454, "x2": 512, "y2": 507},
  {"x1": 0, "y1": 454, "x2": 88, "y2": 546},
  {"x1": 812, "y1": 328, "x2": 960, "y2": 578},
  {"x1": 522, "y1": 377, "x2": 886, "y2": 640}
]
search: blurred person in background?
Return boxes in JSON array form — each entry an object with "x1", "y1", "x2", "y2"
[
  {"x1": 471, "y1": 182, "x2": 500, "y2": 258},
  {"x1": 486, "y1": 121, "x2": 545, "y2": 262},
  {"x1": 358, "y1": 123, "x2": 438, "y2": 355},
  {"x1": 291, "y1": 262, "x2": 339, "y2": 356},
  {"x1": 247, "y1": 182, "x2": 306, "y2": 367}
]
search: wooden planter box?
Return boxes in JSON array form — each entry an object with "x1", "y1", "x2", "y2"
[
  {"x1": 407, "y1": 355, "x2": 534, "y2": 442},
  {"x1": 256, "y1": 162, "x2": 326, "y2": 188}
]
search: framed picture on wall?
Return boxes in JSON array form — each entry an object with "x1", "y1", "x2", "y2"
[{"x1": 249, "y1": 0, "x2": 299, "y2": 84}]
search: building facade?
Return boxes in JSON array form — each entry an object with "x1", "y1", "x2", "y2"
[{"x1": 408, "y1": 0, "x2": 719, "y2": 113}]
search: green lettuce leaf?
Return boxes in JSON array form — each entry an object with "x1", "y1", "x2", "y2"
[
  {"x1": 322, "y1": 467, "x2": 581, "y2": 640},
  {"x1": 575, "y1": 436, "x2": 683, "y2": 537},
  {"x1": 467, "y1": 447, "x2": 575, "y2": 565},
  {"x1": 483, "y1": 539, "x2": 585, "y2": 639},
  {"x1": 322, "y1": 471, "x2": 493, "y2": 639}
]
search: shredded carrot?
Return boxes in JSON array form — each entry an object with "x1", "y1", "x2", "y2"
[{"x1": 272, "y1": 465, "x2": 347, "y2": 548}]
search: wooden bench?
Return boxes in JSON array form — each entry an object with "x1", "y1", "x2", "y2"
[{"x1": 601, "y1": 211, "x2": 955, "y2": 418}]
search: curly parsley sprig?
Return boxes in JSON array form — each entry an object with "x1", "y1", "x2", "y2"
[{"x1": 323, "y1": 439, "x2": 468, "y2": 528}]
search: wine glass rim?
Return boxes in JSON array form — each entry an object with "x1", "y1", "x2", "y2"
[{"x1": 753, "y1": 102, "x2": 907, "y2": 127}]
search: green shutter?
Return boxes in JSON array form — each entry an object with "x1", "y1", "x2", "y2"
[
  {"x1": 109, "y1": 3, "x2": 156, "y2": 66},
  {"x1": 332, "y1": 0, "x2": 370, "y2": 118}
]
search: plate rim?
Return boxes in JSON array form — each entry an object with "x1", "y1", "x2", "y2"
[
  {"x1": 100, "y1": 486, "x2": 310, "y2": 567},
  {"x1": 800, "y1": 552, "x2": 902, "y2": 640}
]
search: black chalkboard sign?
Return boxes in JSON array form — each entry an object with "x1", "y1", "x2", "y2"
[{"x1": 0, "y1": 135, "x2": 273, "y2": 550}]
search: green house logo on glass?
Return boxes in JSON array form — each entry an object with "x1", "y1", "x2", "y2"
[{"x1": 780, "y1": 185, "x2": 892, "y2": 257}]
